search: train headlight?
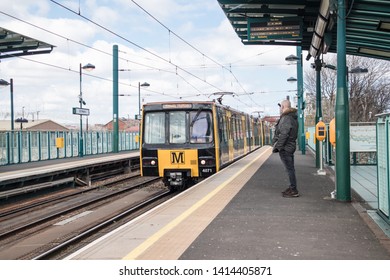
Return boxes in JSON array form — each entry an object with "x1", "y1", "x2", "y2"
[
  {"x1": 142, "y1": 157, "x2": 158, "y2": 167},
  {"x1": 199, "y1": 157, "x2": 214, "y2": 166}
]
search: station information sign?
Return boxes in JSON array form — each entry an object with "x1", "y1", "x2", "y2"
[
  {"x1": 72, "y1": 107, "x2": 90, "y2": 116},
  {"x1": 247, "y1": 17, "x2": 302, "y2": 41}
]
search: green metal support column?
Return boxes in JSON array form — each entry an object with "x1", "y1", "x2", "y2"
[
  {"x1": 113, "y1": 45, "x2": 119, "y2": 153},
  {"x1": 314, "y1": 58, "x2": 322, "y2": 168},
  {"x1": 335, "y1": 0, "x2": 351, "y2": 201},
  {"x1": 296, "y1": 46, "x2": 305, "y2": 155}
]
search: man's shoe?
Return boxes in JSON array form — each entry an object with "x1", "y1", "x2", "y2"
[
  {"x1": 282, "y1": 187, "x2": 291, "y2": 194},
  {"x1": 283, "y1": 189, "x2": 299, "y2": 197}
]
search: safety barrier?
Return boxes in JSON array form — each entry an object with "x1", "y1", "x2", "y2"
[
  {"x1": 376, "y1": 114, "x2": 390, "y2": 223},
  {"x1": 306, "y1": 122, "x2": 376, "y2": 165},
  {"x1": 0, "y1": 130, "x2": 139, "y2": 165}
]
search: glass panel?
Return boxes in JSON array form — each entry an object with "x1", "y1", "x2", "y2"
[
  {"x1": 169, "y1": 111, "x2": 186, "y2": 144},
  {"x1": 144, "y1": 112, "x2": 165, "y2": 144},
  {"x1": 190, "y1": 111, "x2": 213, "y2": 143}
]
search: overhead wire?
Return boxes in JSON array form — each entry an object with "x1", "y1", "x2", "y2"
[
  {"x1": 130, "y1": 0, "x2": 254, "y2": 100},
  {"x1": 1, "y1": 3, "x2": 292, "y2": 112},
  {"x1": 0, "y1": 10, "x2": 202, "y2": 100},
  {"x1": 50, "y1": 0, "x2": 225, "y2": 94}
]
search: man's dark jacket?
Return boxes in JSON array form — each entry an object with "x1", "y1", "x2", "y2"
[{"x1": 272, "y1": 108, "x2": 298, "y2": 154}]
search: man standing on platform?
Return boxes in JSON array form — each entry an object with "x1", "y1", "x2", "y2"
[{"x1": 272, "y1": 99, "x2": 299, "y2": 197}]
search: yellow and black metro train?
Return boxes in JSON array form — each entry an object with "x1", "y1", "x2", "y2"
[{"x1": 140, "y1": 101, "x2": 269, "y2": 190}]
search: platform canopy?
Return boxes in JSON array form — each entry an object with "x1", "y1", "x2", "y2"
[
  {"x1": 0, "y1": 27, "x2": 54, "y2": 60},
  {"x1": 217, "y1": 0, "x2": 390, "y2": 61}
]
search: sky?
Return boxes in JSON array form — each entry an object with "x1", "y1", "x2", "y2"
[{"x1": 0, "y1": 0, "x2": 306, "y2": 126}]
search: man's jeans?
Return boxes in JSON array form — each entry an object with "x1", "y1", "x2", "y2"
[{"x1": 279, "y1": 150, "x2": 297, "y2": 189}]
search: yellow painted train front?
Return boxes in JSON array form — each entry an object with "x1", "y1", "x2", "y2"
[{"x1": 140, "y1": 101, "x2": 268, "y2": 190}]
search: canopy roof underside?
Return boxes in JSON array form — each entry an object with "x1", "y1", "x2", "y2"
[{"x1": 217, "y1": 0, "x2": 390, "y2": 61}]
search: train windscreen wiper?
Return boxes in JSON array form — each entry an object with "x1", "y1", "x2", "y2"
[{"x1": 190, "y1": 107, "x2": 204, "y2": 127}]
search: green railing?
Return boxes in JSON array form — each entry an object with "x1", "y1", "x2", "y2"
[{"x1": 0, "y1": 130, "x2": 139, "y2": 165}]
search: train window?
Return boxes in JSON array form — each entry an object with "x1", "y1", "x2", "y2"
[
  {"x1": 169, "y1": 111, "x2": 186, "y2": 144},
  {"x1": 233, "y1": 118, "x2": 237, "y2": 140},
  {"x1": 190, "y1": 111, "x2": 213, "y2": 143},
  {"x1": 220, "y1": 113, "x2": 227, "y2": 142},
  {"x1": 144, "y1": 112, "x2": 165, "y2": 144}
]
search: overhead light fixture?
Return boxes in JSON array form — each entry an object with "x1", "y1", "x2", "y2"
[
  {"x1": 82, "y1": 63, "x2": 95, "y2": 71},
  {"x1": 285, "y1": 54, "x2": 300, "y2": 62},
  {"x1": 349, "y1": 66, "x2": 368, "y2": 74},
  {"x1": 378, "y1": 21, "x2": 390, "y2": 32},
  {"x1": 287, "y1": 77, "x2": 297, "y2": 83},
  {"x1": 358, "y1": 47, "x2": 390, "y2": 58},
  {"x1": 324, "y1": 64, "x2": 337, "y2": 70},
  {"x1": 0, "y1": 79, "x2": 10, "y2": 87}
]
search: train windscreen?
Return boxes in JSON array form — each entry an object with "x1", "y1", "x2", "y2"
[
  {"x1": 144, "y1": 112, "x2": 165, "y2": 144},
  {"x1": 144, "y1": 110, "x2": 213, "y2": 144},
  {"x1": 190, "y1": 111, "x2": 213, "y2": 143}
]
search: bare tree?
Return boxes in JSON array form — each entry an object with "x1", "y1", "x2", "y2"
[{"x1": 304, "y1": 55, "x2": 390, "y2": 123}]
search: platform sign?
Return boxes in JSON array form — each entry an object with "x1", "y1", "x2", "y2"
[
  {"x1": 247, "y1": 17, "x2": 302, "y2": 41},
  {"x1": 72, "y1": 107, "x2": 90, "y2": 116}
]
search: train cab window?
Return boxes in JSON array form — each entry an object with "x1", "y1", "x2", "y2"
[
  {"x1": 190, "y1": 111, "x2": 213, "y2": 143},
  {"x1": 144, "y1": 112, "x2": 165, "y2": 144},
  {"x1": 169, "y1": 111, "x2": 186, "y2": 144}
]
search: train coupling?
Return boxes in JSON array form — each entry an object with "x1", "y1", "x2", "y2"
[{"x1": 167, "y1": 172, "x2": 184, "y2": 186}]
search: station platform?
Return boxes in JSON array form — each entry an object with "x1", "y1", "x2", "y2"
[{"x1": 65, "y1": 146, "x2": 390, "y2": 260}]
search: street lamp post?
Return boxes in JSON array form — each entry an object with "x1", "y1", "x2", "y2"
[
  {"x1": 285, "y1": 46, "x2": 305, "y2": 155},
  {"x1": 78, "y1": 63, "x2": 95, "y2": 157},
  {"x1": 138, "y1": 82, "x2": 150, "y2": 119},
  {"x1": 0, "y1": 78, "x2": 14, "y2": 131}
]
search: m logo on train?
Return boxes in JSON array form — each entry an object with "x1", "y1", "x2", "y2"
[{"x1": 171, "y1": 152, "x2": 185, "y2": 164}]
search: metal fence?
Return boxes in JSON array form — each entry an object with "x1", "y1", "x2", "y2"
[
  {"x1": 307, "y1": 122, "x2": 377, "y2": 165},
  {"x1": 376, "y1": 114, "x2": 390, "y2": 222},
  {"x1": 0, "y1": 131, "x2": 139, "y2": 165}
]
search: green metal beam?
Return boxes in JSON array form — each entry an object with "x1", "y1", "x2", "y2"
[
  {"x1": 315, "y1": 58, "x2": 322, "y2": 168},
  {"x1": 335, "y1": 0, "x2": 351, "y2": 202},
  {"x1": 113, "y1": 45, "x2": 119, "y2": 153}
]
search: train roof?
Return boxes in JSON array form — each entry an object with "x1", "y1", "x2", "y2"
[{"x1": 143, "y1": 100, "x2": 256, "y2": 118}]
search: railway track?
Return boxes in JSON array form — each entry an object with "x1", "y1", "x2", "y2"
[
  {"x1": 0, "y1": 173, "x2": 142, "y2": 219},
  {"x1": 33, "y1": 189, "x2": 172, "y2": 260},
  {"x1": 0, "y1": 174, "x2": 171, "y2": 259}
]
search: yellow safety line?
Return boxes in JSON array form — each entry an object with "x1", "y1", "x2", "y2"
[{"x1": 123, "y1": 146, "x2": 271, "y2": 260}]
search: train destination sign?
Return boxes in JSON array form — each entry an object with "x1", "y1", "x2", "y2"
[
  {"x1": 72, "y1": 107, "x2": 90, "y2": 116},
  {"x1": 247, "y1": 17, "x2": 302, "y2": 41}
]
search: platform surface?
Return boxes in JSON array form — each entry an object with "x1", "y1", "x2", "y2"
[{"x1": 65, "y1": 147, "x2": 390, "y2": 260}]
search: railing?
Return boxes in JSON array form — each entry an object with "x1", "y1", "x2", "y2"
[
  {"x1": 0, "y1": 130, "x2": 139, "y2": 165},
  {"x1": 306, "y1": 122, "x2": 376, "y2": 165}
]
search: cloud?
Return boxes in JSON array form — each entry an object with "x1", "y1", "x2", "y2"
[{"x1": 0, "y1": 0, "x2": 300, "y2": 125}]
